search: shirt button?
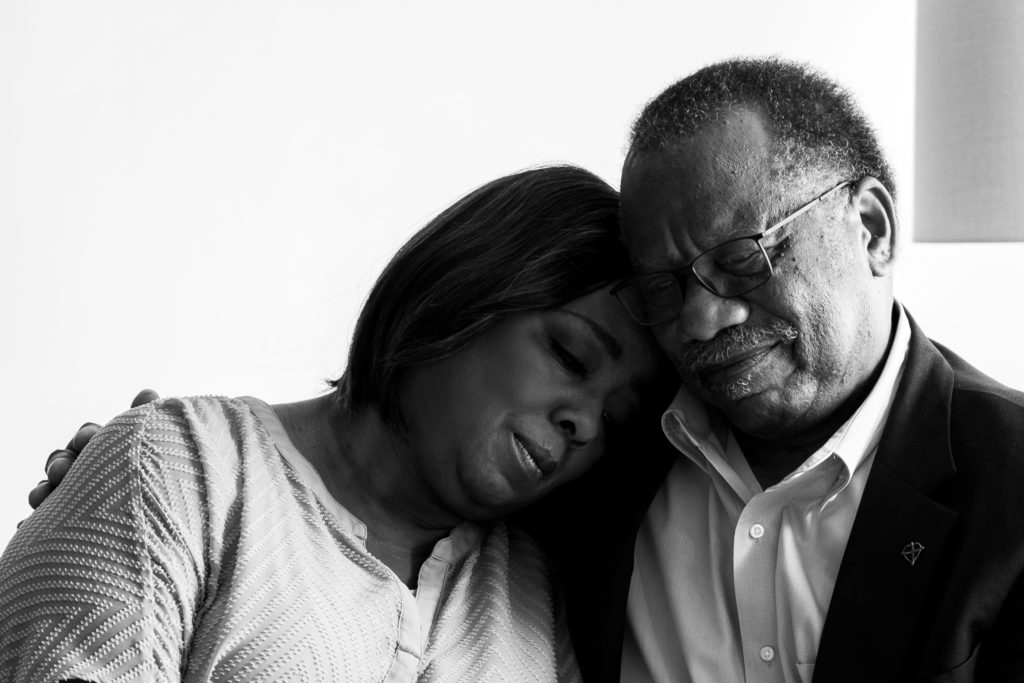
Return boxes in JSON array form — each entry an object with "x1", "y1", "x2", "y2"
[
  {"x1": 749, "y1": 523, "x2": 765, "y2": 539},
  {"x1": 760, "y1": 646, "x2": 775, "y2": 663}
]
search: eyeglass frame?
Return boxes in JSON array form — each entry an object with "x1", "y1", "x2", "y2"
[{"x1": 611, "y1": 179, "x2": 854, "y2": 326}]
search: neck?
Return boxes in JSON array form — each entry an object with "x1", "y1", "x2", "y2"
[
  {"x1": 735, "y1": 427, "x2": 833, "y2": 489},
  {"x1": 272, "y1": 394, "x2": 460, "y2": 586}
]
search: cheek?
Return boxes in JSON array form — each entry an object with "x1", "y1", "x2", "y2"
[
  {"x1": 403, "y1": 356, "x2": 507, "y2": 451},
  {"x1": 788, "y1": 276, "x2": 864, "y2": 377},
  {"x1": 463, "y1": 337, "x2": 539, "y2": 404},
  {"x1": 402, "y1": 375, "x2": 472, "y2": 457},
  {"x1": 762, "y1": 262, "x2": 836, "y2": 370},
  {"x1": 810, "y1": 238, "x2": 877, "y2": 341},
  {"x1": 485, "y1": 339, "x2": 570, "y2": 411}
]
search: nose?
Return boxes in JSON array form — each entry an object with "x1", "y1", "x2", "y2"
[
  {"x1": 553, "y1": 400, "x2": 603, "y2": 448},
  {"x1": 676, "y1": 276, "x2": 750, "y2": 342}
]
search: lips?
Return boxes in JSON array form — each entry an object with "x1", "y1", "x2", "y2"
[
  {"x1": 512, "y1": 433, "x2": 557, "y2": 477},
  {"x1": 697, "y1": 343, "x2": 778, "y2": 389}
]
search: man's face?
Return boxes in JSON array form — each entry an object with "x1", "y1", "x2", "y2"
[{"x1": 620, "y1": 107, "x2": 892, "y2": 441}]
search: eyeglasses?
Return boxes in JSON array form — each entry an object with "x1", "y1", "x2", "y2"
[{"x1": 612, "y1": 180, "x2": 853, "y2": 326}]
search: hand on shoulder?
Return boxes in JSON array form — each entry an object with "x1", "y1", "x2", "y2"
[{"x1": 27, "y1": 389, "x2": 160, "y2": 509}]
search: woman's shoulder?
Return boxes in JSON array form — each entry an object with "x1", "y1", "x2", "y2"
[
  {"x1": 78, "y1": 395, "x2": 290, "y2": 535},
  {"x1": 87, "y1": 395, "x2": 276, "y2": 488},
  {"x1": 104, "y1": 395, "x2": 266, "y2": 449},
  {"x1": 122, "y1": 394, "x2": 258, "y2": 428}
]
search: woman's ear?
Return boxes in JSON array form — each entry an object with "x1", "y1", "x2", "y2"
[{"x1": 852, "y1": 176, "x2": 897, "y2": 277}]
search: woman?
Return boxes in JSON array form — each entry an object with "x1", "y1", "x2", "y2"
[{"x1": 0, "y1": 165, "x2": 670, "y2": 682}]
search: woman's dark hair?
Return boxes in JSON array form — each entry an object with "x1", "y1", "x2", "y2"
[{"x1": 330, "y1": 165, "x2": 631, "y2": 425}]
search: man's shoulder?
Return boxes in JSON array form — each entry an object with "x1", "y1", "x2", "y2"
[
  {"x1": 932, "y1": 339, "x2": 1024, "y2": 409},
  {"x1": 914, "y1": 338, "x2": 1024, "y2": 490},
  {"x1": 889, "y1": 322, "x2": 1024, "y2": 483},
  {"x1": 928, "y1": 340, "x2": 1024, "y2": 445},
  {"x1": 901, "y1": 313, "x2": 1024, "y2": 420}
]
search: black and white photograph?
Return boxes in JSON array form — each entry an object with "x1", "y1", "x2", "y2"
[{"x1": 2, "y1": 1, "x2": 1023, "y2": 680}]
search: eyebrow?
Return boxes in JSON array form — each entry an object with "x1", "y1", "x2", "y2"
[{"x1": 558, "y1": 310, "x2": 624, "y2": 360}]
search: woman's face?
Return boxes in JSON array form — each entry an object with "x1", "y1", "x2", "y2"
[{"x1": 397, "y1": 285, "x2": 670, "y2": 521}]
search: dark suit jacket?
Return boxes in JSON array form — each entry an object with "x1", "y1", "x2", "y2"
[{"x1": 525, "y1": 315, "x2": 1024, "y2": 682}]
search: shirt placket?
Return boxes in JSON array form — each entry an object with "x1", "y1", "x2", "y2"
[
  {"x1": 384, "y1": 540, "x2": 456, "y2": 682},
  {"x1": 733, "y1": 489, "x2": 785, "y2": 683}
]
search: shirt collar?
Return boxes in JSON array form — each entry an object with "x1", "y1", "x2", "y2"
[
  {"x1": 661, "y1": 304, "x2": 912, "y2": 497},
  {"x1": 823, "y1": 303, "x2": 911, "y2": 479}
]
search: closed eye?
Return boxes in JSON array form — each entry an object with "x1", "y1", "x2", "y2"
[
  {"x1": 551, "y1": 340, "x2": 587, "y2": 377},
  {"x1": 716, "y1": 251, "x2": 762, "y2": 274},
  {"x1": 711, "y1": 241, "x2": 768, "y2": 276}
]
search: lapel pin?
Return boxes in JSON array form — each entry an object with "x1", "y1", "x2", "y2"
[{"x1": 901, "y1": 541, "x2": 925, "y2": 566}]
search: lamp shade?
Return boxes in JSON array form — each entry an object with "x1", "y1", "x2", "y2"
[{"x1": 915, "y1": 0, "x2": 1024, "y2": 241}]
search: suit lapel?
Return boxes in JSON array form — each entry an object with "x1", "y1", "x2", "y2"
[
  {"x1": 814, "y1": 316, "x2": 958, "y2": 682},
  {"x1": 813, "y1": 462, "x2": 957, "y2": 681}
]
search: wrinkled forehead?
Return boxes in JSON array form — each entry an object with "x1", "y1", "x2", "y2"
[
  {"x1": 620, "y1": 110, "x2": 791, "y2": 267},
  {"x1": 624, "y1": 107, "x2": 774, "y2": 185}
]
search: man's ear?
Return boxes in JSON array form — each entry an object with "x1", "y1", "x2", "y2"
[{"x1": 852, "y1": 176, "x2": 897, "y2": 277}]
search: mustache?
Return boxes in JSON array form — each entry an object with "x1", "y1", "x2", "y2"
[{"x1": 677, "y1": 321, "x2": 798, "y2": 373}]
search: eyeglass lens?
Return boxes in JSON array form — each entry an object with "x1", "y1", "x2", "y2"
[{"x1": 619, "y1": 238, "x2": 773, "y2": 325}]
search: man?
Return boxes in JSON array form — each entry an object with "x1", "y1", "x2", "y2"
[{"x1": 550, "y1": 58, "x2": 1024, "y2": 682}]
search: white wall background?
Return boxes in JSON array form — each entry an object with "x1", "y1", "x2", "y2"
[{"x1": 3, "y1": 1, "x2": 1021, "y2": 547}]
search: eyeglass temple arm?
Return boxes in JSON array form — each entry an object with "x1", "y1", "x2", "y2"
[{"x1": 762, "y1": 180, "x2": 853, "y2": 238}]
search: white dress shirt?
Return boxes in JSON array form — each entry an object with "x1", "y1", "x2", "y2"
[{"x1": 622, "y1": 306, "x2": 911, "y2": 683}]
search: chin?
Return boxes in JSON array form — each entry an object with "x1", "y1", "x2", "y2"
[
  {"x1": 461, "y1": 480, "x2": 541, "y2": 520},
  {"x1": 715, "y1": 390, "x2": 792, "y2": 434},
  {"x1": 704, "y1": 377, "x2": 759, "y2": 403},
  {"x1": 697, "y1": 378, "x2": 770, "y2": 417}
]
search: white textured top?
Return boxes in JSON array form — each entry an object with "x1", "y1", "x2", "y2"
[
  {"x1": 0, "y1": 395, "x2": 580, "y2": 682},
  {"x1": 622, "y1": 305, "x2": 912, "y2": 683}
]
